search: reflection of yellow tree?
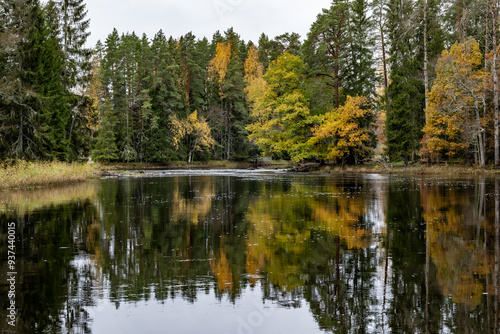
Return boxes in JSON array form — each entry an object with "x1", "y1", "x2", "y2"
[
  {"x1": 210, "y1": 241, "x2": 234, "y2": 292},
  {"x1": 421, "y1": 183, "x2": 488, "y2": 308},
  {"x1": 312, "y1": 198, "x2": 371, "y2": 249},
  {"x1": 169, "y1": 176, "x2": 215, "y2": 225},
  {"x1": 244, "y1": 181, "x2": 372, "y2": 290}
]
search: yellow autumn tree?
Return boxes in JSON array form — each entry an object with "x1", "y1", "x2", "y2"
[
  {"x1": 170, "y1": 110, "x2": 215, "y2": 162},
  {"x1": 422, "y1": 38, "x2": 488, "y2": 166},
  {"x1": 244, "y1": 45, "x2": 263, "y2": 82},
  {"x1": 244, "y1": 44, "x2": 271, "y2": 135},
  {"x1": 208, "y1": 41, "x2": 232, "y2": 96},
  {"x1": 308, "y1": 96, "x2": 375, "y2": 164}
]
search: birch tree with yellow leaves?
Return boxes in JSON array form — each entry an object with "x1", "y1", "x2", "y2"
[
  {"x1": 171, "y1": 110, "x2": 215, "y2": 163},
  {"x1": 422, "y1": 38, "x2": 488, "y2": 167}
]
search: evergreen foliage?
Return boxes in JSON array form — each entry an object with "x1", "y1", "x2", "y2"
[{"x1": 0, "y1": 0, "x2": 496, "y2": 166}]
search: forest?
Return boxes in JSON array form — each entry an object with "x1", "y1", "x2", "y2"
[{"x1": 1, "y1": 0, "x2": 500, "y2": 167}]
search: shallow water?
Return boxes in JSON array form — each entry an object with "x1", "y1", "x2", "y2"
[{"x1": 0, "y1": 170, "x2": 499, "y2": 333}]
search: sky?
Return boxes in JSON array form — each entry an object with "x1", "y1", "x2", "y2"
[{"x1": 85, "y1": 0, "x2": 333, "y2": 47}]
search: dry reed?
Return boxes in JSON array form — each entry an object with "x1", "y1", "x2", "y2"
[{"x1": 0, "y1": 161, "x2": 97, "y2": 189}]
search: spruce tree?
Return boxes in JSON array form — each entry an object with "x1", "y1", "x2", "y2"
[
  {"x1": 101, "y1": 29, "x2": 127, "y2": 160},
  {"x1": 146, "y1": 30, "x2": 183, "y2": 162},
  {"x1": 49, "y1": 0, "x2": 92, "y2": 160},
  {"x1": 0, "y1": 0, "x2": 41, "y2": 159},
  {"x1": 344, "y1": 0, "x2": 378, "y2": 100},
  {"x1": 93, "y1": 99, "x2": 119, "y2": 162},
  {"x1": 57, "y1": 0, "x2": 92, "y2": 89},
  {"x1": 384, "y1": 0, "x2": 425, "y2": 165}
]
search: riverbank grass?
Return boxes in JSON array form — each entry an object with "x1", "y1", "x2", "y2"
[
  {"x1": 318, "y1": 163, "x2": 500, "y2": 175},
  {"x1": 0, "y1": 161, "x2": 97, "y2": 189}
]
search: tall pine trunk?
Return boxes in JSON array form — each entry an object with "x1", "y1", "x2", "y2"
[
  {"x1": 378, "y1": 2, "x2": 388, "y2": 91},
  {"x1": 423, "y1": 0, "x2": 429, "y2": 111},
  {"x1": 485, "y1": 4, "x2": 490, "y2": 160},
  {"x1": 493, "y1": 0, "x2": 499, "y2": 166},
  {"x1": 476, "y1": 103, "x2": 486, "y2": 168}
]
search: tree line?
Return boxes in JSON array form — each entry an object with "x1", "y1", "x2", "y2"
[{"x1": 1, "y1": 0, "x2": 500, "y2": 166}]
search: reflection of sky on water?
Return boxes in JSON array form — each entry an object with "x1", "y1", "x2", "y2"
[{"x1": 87, "y1": 284, "x2": 321, "y2": 334}]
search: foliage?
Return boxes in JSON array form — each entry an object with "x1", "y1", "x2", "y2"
[
  {"x1": 247, "y1": 53, "x2": 314, "y2": 161},
  {"x1": 171, "y1": 110, "x2": 215, "y2": 162},
  {"x1": 302, "y1": 0, "x2": 351, "y2": 109},
  {"x1": 422, "y1": 38, "x2": 487, "y2": 165},
  {"x1": 92, "y1": 99, "x2": 119, "y2": 162},
  {"x1": 384, "y1": 0, "x2": 426, "y2": 165},
  {"x1": 0, "y1": 0, "x2": 496, "y2": 167},
  {"x1": 309, "y1": 96, "x2": 375, "y2": 164}
]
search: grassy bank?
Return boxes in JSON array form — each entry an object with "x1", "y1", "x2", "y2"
[
  {"x1": 3, "y1": 160, "x2": 496, "y2": 191},
  {"x1": 317, "y1": 163, "x2": 500, "y2": 175},
  {"x1": 0, "y1": 161, "x2": 98, "y2": 190}
]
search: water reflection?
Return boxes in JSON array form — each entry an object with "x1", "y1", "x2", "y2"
[{"x1": 0, "y1": 172, "x2": 499, "y2": 333}]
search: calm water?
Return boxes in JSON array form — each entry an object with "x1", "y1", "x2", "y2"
[{"x1": 1, "y1": 170, "x2": 499, "y2": 333}]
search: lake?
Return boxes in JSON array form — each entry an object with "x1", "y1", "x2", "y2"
[{"x1": 1, "y1": 170, "x2": 499, "y2": 333}]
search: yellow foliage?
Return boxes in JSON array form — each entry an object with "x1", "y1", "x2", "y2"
[
  {"x1": 423, "y1": 38, "x2": 488, "y2": 159},
  {"x1": 208, "y1": 42, "x2": 232, "y2": 95},
  {"x1": 243, "y1": 181, "x2": 373, "y2": 289},
  {"x1": 170, "y1": 111, "x2": 215, "y2": 161},
  {"x1": 169, "y1": 177, "x2": 215, "y2": 225},
  {"x1": 244, "y1": 45, "x2": 263, "y2": 82},
  {"x1": 420, "y1": 183, "x2": 489, "y2": 308},
  {"x1": 246, "y1": 53, "x2": 313, "y2": 161},
  {"x1": 310, "y1": 96, "x2": 374, "y2": 162},
  {"x1": 210, "y1": 245, "x2": 234, "y2": 292}
]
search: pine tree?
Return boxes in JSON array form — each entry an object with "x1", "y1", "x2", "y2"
[
  {"x1": 384, "y1": 0, "x2": 425, "y2": 165},
  {"x1": 177, "y1": 32, "x2": 207, "y2": 115},
  {"x1": 303, "y1": 0, "x2": 351, "y2": 109},
  {"x1": 100, "y1": 29, "x2": 127, "y2": 160},
  {"x1": 257, "y1": 32, "x2": 302, "y2": 70},
  {"x1": 119, "y1": 32, "x2": 140, "y2": 163}
]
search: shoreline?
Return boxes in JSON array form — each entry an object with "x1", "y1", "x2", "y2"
[
  {"x1": 0, "y1": 161, "x2": 98, "y2": 190},
  {"x1": 1, "y1": 160, "x2": 499, "y2": 190}
]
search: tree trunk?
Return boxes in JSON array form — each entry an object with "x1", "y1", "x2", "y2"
[
  {"x1": 334, "y1": 63, "x2": 340, "y2": 108},
  {"x1": 458, "y1": 0, "x2": 464, "y2": 43},
  {"x1": 475, "y1": 101, "x2": 486, "y2": 168},
  {"x1": 227, "y1": 95, "x2": 232, "y2": 160},
  {"x1": 379, "y1": 3, "x2": 388, "y2": 92},
  {"x1": 423, "y1": 0, "x2": 429, "y2": 111},
  {"x1": 485, "y1": 5, "x2": 490, "y2": 160},
  {"x1": 494, "y1": 0, "x2": 499, "y2": 166},
  {"x1": 495, "y1": 179, "x2": 499, "y2": 333}
]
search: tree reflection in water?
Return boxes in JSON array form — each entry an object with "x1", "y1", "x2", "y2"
[{"x1": 0, "y1": 173, "x2": 499, "y2": 333}]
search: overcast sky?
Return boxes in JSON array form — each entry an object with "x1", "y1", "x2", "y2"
[{"x1": 85, "y1": 0, "x2": 333, "y2": 47}]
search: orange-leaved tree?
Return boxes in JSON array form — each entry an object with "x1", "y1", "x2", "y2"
[{"x1": 422, "y1": 38, "x2": 488, "y2": 166}]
